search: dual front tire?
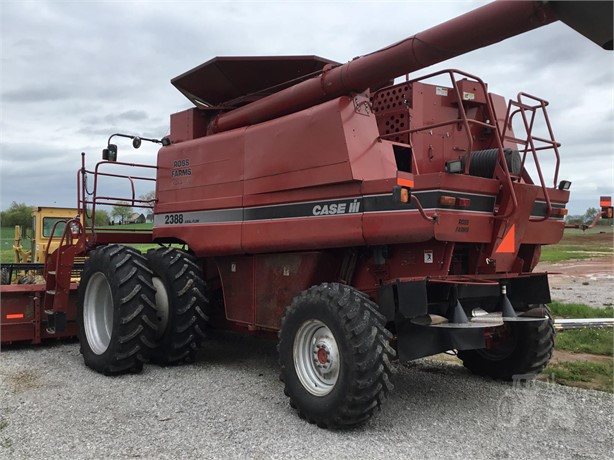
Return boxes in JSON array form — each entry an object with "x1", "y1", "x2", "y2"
[{"x1": 77, "y1": 245, "x2": 208, "y2": 375}]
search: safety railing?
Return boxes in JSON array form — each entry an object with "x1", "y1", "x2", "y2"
[
  {"x1": 500, "y1": 92, "x2": 561, "y2": 221},
  {"x1": 377, "y1": 69, "x2": 518, "y2": 219},
  {"x1": 77, "y1": 152, "x2": 158, "y2": 240}
]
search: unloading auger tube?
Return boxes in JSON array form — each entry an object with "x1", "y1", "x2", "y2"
[{"x1": 209, "y1": 0, "x2": 613, "y2": 134}]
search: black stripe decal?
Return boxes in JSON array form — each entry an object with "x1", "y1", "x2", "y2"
[
  {"x1": 363, "y1": 191, "x2": 495, "y2": 214},
  {"x1": 531, "y1": 201, "x2": 566, "y2": 219},
  {"x1": 245, "y1": 197, "x2": 362, "y2": 221},
  {"x1": 154, "y1": 191, "x2": 496, "y2": 226}
]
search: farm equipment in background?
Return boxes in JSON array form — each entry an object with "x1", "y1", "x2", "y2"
[
  {"x1": 1, "y1": 0, "x2": 612, "y2": 427},
  {"x1": 1, "y1": 207, "x2": 81, "y2": 285},
  {"x1": 1, "y1": 207, "x2": 84, "y2": 343},
  {"x1": 564, "y1": 196, "x2": 614, "y2": 231}
]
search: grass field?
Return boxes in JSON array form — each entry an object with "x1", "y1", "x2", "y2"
[
  {"x1": 0, "y1": 224, "x2": 156, "y2": 263},
  {"x1": 0, "y1": 226, "x2": 32, "y2": 263},
  {"x1": 540, "y1": 226, "x2": 613, "y2": 262},
  {"x1": 545, "y1": 301, "x2": 614, "y2": 392}
]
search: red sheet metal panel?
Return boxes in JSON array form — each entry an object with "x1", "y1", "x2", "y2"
[
  {"x1": 254, "y1": 252, "x2": 340, "y2": 329},
  {"x1": 1, "y1": 284, "x2": 78, "y2": 345}
]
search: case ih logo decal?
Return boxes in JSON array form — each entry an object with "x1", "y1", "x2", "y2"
[{"x1": 312, "y1": 199, "x2": 361, "y2": 216}]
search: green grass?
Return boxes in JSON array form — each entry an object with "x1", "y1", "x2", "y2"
[
  {"x1": 540, "y1": 246, "x2": 599, "y2": 262},
  {"x1": 96, "y1": 223, "x2": 153, "y2": 231},
  {"x1": 548, "y1": 361, "x2": 612, "y2": 380},
  {"x1": 545, "y1": 361, "x2": 613, "y2": 393},
  {"x1": 549, "y1": 301, "x2": 613, "y2": 356},
  {"x1": 0, "y1": 227, "x2": 32, "y2": 263},
  {"x1": 540, "y1": 226, "x2": 613, "y2": 262},
  {"x1": 555, "y1": 329, "x2": 613, "y2": 356},
  {"x1": 546, "y1": 300, "x2": 614, "y2": 392},
  {"x1": 549, "y1": 301, "x2": 614, "y2": 319}
]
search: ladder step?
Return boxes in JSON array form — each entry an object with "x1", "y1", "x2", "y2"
[
  {"x1": 46, "y1": 290, "x2": 56, "y2": 295},
  {"x1": 48, "y1": 271, "x2": 56, "y2": 276}
]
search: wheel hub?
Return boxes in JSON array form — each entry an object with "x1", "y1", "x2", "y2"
[
  {"x1": 293, "y1": 320, "x2": 340, "y2": 397},
  {"x1": 316, "y1": 344, "x2": 329, "y2": 365}
]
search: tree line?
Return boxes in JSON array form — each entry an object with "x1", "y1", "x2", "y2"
[{"x1": 1, "y1": 192, "x2": 156, "y2": 230}]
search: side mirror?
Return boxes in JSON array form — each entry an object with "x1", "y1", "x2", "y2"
[
  {"x1": 132, "y1": 137, "x2": 142, "y2": 149},
  {"x1": 102, "y1": 144, "x2": 118, "y2": 161}
]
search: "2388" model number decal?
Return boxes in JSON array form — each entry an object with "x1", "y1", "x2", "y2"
[{"x1": 164, "y1": 214, "x2": 184, "y2": 224}]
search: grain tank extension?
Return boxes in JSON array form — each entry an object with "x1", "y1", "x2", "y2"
[{"x1": 35, "y1": 0, "x2": 614, "y2": 428}]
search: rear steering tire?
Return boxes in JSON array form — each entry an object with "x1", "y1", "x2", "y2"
[
  {"x1": 146, "y1": 247, "x2": 208, "y2": 365},
  {"x1": 458, "y1": 305, "x2": 555, "y2": 380},
  {"x1": 278, "y1": 283, "x2": 395, "y2": 428},
  {"x1": 77, "y1": 245, "x2": 158, "y2": 375}
]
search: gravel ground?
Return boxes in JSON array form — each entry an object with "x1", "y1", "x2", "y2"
[
  {"x1": 1, "y1": 333, "x2": 612, "y2": 459},
  {"x1": 536, "y1": 258, "x2": 614, "y2": 309}
]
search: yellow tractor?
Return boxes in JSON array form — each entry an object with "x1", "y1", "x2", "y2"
[{"x1": 1, "y1": 207, "x2": 79, "y2": 284}]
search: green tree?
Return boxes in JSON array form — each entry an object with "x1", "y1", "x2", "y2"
[
  {"x1": 84, "y1": 208, "x2": 111, "y2": 227},
  {"x1": 139, "y1": 190, "x2": 156, "y2": 211},
  {"x1": 111, "y1": 202, "x2": 133, "y2": 224},
  {"x1": 94, "y1": 209, "x2": 110, "y2": 226},
  {"x1": 0, "y1": 202, "x2": 33, "y2": 229},
  {"x1": 582, "y1": 207, "x2": 599, "y2": 224}
]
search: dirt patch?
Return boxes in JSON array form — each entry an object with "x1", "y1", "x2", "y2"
[
  {"x1": 550, "y1": 349, "x2": 611, "y2": 365},
  {"x1": 2, "y1": 369, "x2": 41, "y2": 393},
  {"x1": 537, "y1": 256, "x2": 614, "y2": 308}
]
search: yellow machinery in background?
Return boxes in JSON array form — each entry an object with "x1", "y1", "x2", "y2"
[
  {"x1": 30, "y1": 207, "x2": 79, "y2": 263},
  {"x1": 2, "y1": 207, "x2": 79, "y2": 284}
]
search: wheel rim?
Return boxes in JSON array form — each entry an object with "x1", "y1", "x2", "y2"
[
  {"x1": 83, "y1": 272, "x2": 114, "y2": 355},
  {"x1": 293, "y1": 320, "x2": 340, "y2": 397},
  {"x1": 152, "y1": 277, "x2": 170, "y2": 339}
]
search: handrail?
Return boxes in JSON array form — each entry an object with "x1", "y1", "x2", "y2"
[
  {"x1": 378, "y1": 68, "x2": 518, "y2": 220},
  {"x1": 78, "y1": 153, "x2": 158, "y2": 239},
  {"x1": 43, "y1": 218, "x2": 85, "y2": 277},
  {"x1": 501, "y1": 92, "x2": 561, "y2": 222}
]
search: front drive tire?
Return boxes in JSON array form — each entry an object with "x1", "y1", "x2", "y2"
[
  {"x1": 278, "y1": 283, "x2": 395, "y2": 428},
  {"x1": 146, "y1": 247, "x2": 208, "y2": 365},
  {"x1": 77, "y1": 245, "x2": 158, "y2": 375}
]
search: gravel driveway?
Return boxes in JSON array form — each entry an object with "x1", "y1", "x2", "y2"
[
  {"x1": 1, "y1": 333, "x2": 612, "y2": 459},
  {"x1": 537, "y1": 258, "x2": 614, "y2": 309}
]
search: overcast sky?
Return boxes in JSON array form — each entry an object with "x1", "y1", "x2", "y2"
[{"x1": 0, "y1": 0, "x2": 612, "y2": 216}]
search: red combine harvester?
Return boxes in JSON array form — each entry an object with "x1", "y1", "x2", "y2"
[{"x1": 1, "y1": 1, "x2": 612, "y2": 427}]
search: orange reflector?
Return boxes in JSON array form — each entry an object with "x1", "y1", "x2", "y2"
[
  {"x1": 6, "y1": 313, "x2": 24, "y2": 319},
  {"x1": 552, "y1": 208, "x2": 568, "y2": 216},
  {"x1": 400, "y1": 188, "x2": 410, "y2": 203},
  {"x1": 397, "y1": 177, "x2": 414, "y2": 188},
  {"x1": 496, "y1": 224, "x2": 516, "y2": 253},
  {"x1": 439, "y1": 195, "x2": 456, "y2": 207}
]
